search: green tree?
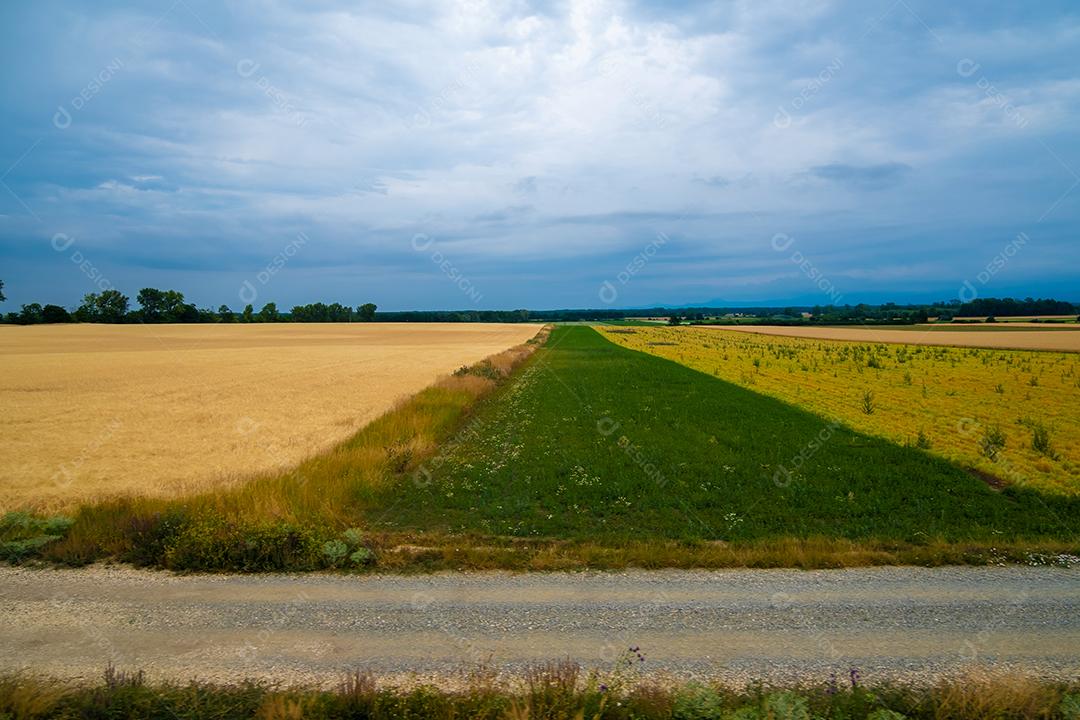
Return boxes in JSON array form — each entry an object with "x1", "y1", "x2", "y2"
[
  {"x1": 668, "y1": 315, "x2": 681, "y2": 326},
  {"x1": 76, "y1": 290, "x2": 129, "y2": 322},
  {"x1": 242, "y1": 304, "x2": 254, "y2": 323},
  {"x1": 74, "y1": 293, "x2": 100, "y2": 322},
  {"x1": 258, "y1": 302, "x2": 279, "y2": 322},
  {"x1": 175, "y1": 303, "x2": 200, "y2": 322},
  {"x1": 18, "y1": 303, "x2": 44, "y2": 324},
  {"x1": 328, "y1": 302, "x2": 351, "y2": 321},
  {"x1": 356, "y1": 302, "x2": 377, "y2": 322},
  {"x1": 218, "y1": 305, "x2": 235, "y2": 322},
  {"x1": 137, "y1": 288, "x2": 166, "y2": 321},
  {"x1": 137, "y1": 288, "x2": 186, "y2": 322},
  {"x1": 41, "y1": 304, "x2": 72, "y2": 323},
  {"x1": 96, "y1": 290, "x2": 130, "y2": 322}
]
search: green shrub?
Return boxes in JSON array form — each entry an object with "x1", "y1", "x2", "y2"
[
  {"x1": 454, "y1": 360, "x2": 503, "y2": 381},
  {"x1": 861, "y1": 389, "x2": 875, "y2": 415},
  {"x1": 1030, "y1": 422, "x2": 1058, "y2": 459},
  {"x1": 763, "y1": 691, "x2": 810, "y2": 720},
  {"x1": 350, "y1": 547, "x2": 375, "y2": 566},
  {"x1": 1062, "y1": 693, "x2": 1080, "y2": 720},
  {"x1": 672, "y1": 682, "x2": 725, "y2": 720},
  {"x1": 322, "y1": 540, "x2": 349, "y2": 565},
  {"x1": 0, "y1": 535, "x2": 60, "y2": 563},
  {"x1": 123, "y1": 508, "x2": 188, "y2": 567},
  {"x1": 155, "y1": 515, "x2": 324, "y2": 571},
  {"x1": 41, "y1": 516, "x2": 74, "y2": 535},
  {"x1": 979, "y1": 425, "x2": 1006, "y2": 460},
  {"x1": 867, "y1": 709, "x2": 909, "y2": 720},
  {"x1": 0, "y1": 511, "x2": 32, "y2": 533},
  {"x1": 0, "y1": 511, "x2": 73, "y2": 538},
  {"x1": 0, "y1": 512, "x2": 74, "y2": 564}
]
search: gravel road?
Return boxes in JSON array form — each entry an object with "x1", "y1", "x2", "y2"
[{"x1": 1, "y1": 565, "x2": 1077, "y2": 687}]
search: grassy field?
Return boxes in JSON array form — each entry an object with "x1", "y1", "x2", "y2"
[
  {"x1": 600, "y1": 326, "x2": 1080, "y2": 495},
  {"x1": 4, "y1": 666, "x2": 1077, "y2": 720},
  {"x1": 0, "y1": 323, "x2": 539, "y2": 512},
  {"x1": 366, "y1": 327, "x2": 1078, "y2": 557}
]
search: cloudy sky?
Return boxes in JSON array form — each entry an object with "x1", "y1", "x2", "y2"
[{"x1": 1, "y1": 0, "x2": 1078, "y2": 311}]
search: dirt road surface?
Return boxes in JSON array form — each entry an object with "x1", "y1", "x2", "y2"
[{"x1": 1, "y1": 566, "x2": 1077, "y2": 687}]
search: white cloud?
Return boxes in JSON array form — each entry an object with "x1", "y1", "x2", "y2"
[{"x1": 1, "y1": 0, "x2": 1078, "y2": 308}]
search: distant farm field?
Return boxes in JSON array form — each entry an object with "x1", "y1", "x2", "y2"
[
  {"x1": 718, "y1": 324, "x2": 1080, "y2": 351},
  {"x1": 952, "y1": 315, "x2": 1078, "y2": 323},
  {"x1": 601, "y1": 325, "x2": 1080, "y2": 495},
  {"x1": 0, "y1": 323, "x2": 539, "y2": 511}
]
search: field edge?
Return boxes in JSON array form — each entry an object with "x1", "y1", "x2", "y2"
[{"x1": 1, "y1": 666, "x2": 1078, "y2": 720}]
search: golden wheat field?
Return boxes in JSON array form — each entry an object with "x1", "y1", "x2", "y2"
[
  {"x1": 0, "y1": 323, "x2": 540, "y2": 511},
  {"x1": 600, "y1": 325, "x2": 1080, "y2": 495}
]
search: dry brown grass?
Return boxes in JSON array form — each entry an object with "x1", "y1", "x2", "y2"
[
  {"x1": 927, "y1": 669, "x2": 1070, "y2": 719},
  {"x1": 720, "y1": 324, "x2": 1080, "y2": 351},
  {"x1": 2, "y1": 666, "x2": 1075, "y2": 719},
  {"x1": 0, "y1": 323, "x2": 540, "y2": 512},
  {"x1": 362, "y1": 532, "x2": 1079, "y2": 572}
]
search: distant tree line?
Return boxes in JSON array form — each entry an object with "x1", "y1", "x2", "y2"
[
  {"x1": 372, "y1": 309, "x2": 531, "y2": 323},
  {"x1": 1, "y1": 283, "x2": 380, "y2": 325},
  {"x1": 0, "y1": 279, "x2": 1075, "y2": 326},
  {"x1": 683, "y1": 298, "x2": 1079, "y2": 326},
  {"x1": 955, "y1": 297, "x2": 1076, "y2": 318}
]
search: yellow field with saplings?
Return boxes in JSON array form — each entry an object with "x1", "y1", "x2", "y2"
[{"x1": 600, "y1": 325, "x2": 1080, "y2": 495}]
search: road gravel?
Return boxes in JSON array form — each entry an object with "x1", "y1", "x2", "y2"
[{"x1": 1, "y1": 565, "x2": 1077, "y2": 687}]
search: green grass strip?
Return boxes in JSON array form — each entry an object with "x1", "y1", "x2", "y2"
[{"x1": 373, "y1": 326, "x2": 1079, "y2": 548}]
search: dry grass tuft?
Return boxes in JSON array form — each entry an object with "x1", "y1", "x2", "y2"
[
  {"x1": 1, "y1": 666, "x2": 1076, "y2": 719},
  {"x1": 0, "y1": 674, "x2": 66, "y2": 718},
  {"x1": 929, "y1": 669, "x2": 1068, "y2": 719}
]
